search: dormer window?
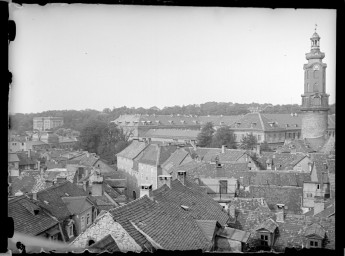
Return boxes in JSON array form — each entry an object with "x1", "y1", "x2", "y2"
[
  {"x1": 180, "y1": 120, "x2": 185, "y2": 124},
  {"x1": 285, "y1": 124, "x2": 289, "y2": 128},
  {"x1": 235, "y1": 122, "x2": 241, "y2": 128},
  {"x1": 268, "y1": 122, "x2": 275, "y2": 127},
  {"x1": 193, "y1": 120, "x2": 198, "y2": 124},
  {"x1": 168, "y1": 120, "x2": 173, "y2": 124},
  {"x1": 155, "y1": 120, "x2": 160, "y2": 124}
]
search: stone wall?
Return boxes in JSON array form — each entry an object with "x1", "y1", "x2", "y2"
[{"x1": 301, "y1": 111, "x2": 328, "y2": 139}]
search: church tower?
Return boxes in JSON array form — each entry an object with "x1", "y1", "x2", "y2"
[{"x1": 301, "y1": 27, "x2": 329, "y2": 148}]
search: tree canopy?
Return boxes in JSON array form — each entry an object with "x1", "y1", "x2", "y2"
[
  {"x1": 78, "y1": 119, "x2": 129, "y2": 164},
  {"x1": 211, "y1": 126, "x2": 237, "y2": 149},
  {"x1": 240, "y1": 134, "x2": 258, "y2": 150},
  {"x1": 197, "y1": 122, "x2": 215, "y2": 147}
]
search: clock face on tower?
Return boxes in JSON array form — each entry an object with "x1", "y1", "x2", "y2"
[{"x1": 313, "y1": 64, "x2": 320, "y2": 71}]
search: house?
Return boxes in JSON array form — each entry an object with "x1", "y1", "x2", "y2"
[
  {"x1": 8, "y1": 195, "x2": 62, "y2": 241},
  {"x1": 137, "y1": 144, "x2": 177, "y2": 190},
  {"x1": 140, "y1": 128, "x2": 200, "y2": 144},
  {"x1": 17, "y1": 150, "x2": 40, "y2": 171},
  {"x1": 256, "y1": 152, "x2": 311, "y2": 171},
  {"x1": 8, "y1": 153, "x2": 20, "y2": 173},
  {"x1": 35, "y1": 181, "x2": 99, "y2": 242},
  {"x1": 194, "y1": 177, "x2": 239, "y2": 202},
  {"x1": 303, "y1": 153, "x2": 332, "y2": 209},
  {"x1": 9, "y1": 171, "x2": 48, "y2": 196},
  {"x1": 79, "y1": 152, "x2": 114, "y2": 173},
  {"x1": 70, "y1": 211, "x2": 142, "y2": 252},
  {"x1": 161, "y1": 147, "x2": 193, "y2": 175},
  {"x1": 227, "y1": 200, "x2": 335, "y2": 251}
]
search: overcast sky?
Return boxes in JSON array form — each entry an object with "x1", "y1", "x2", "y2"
[{"x1": 9, "y1": 5, "x2": 336, "y2": 114}]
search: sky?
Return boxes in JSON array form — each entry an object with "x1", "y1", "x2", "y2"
[{"x1": 8, "y1": 5, "x2": 336, "y2": 114}]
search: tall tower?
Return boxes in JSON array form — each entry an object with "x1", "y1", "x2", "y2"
[{"x1": 301, "y1": 27, "x2": 329, "y2": 148}]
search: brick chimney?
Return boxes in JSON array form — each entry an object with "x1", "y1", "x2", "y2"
[
  {"x1": 32, "y1": 192, "x2": 37, "y2": 200},
  {"x1": 158, "y1": 175, "x2": 172, "y2": 188},
  {"x1": 140, "y1": 184, "x2": 152, "y2": 198},
  {"x1": 314, "y1": 196, "x2": 325, "y2": 215},
  {"x1": 276, "y1": 204, "x2": 285, "y2": 223},
  {"x1": 177, "y1": 170, "x2": 186, "y2": 186}
]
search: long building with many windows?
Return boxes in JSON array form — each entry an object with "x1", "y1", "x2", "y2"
[{"x1": 33, "y1": 117, "x2": 64, "y2": 131}]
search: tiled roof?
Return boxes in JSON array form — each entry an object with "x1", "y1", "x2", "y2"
[
  {"x1": 8, "y1": 196, "x2": 59, "y2": 236},
  {"x1": 263, "y1": 114, "x2": 302, "y2": 129},
  {"x1": 320, "y1": 136, "x2": 335, "y2": 154},
  {"x1": 10, "y1": 171, "x2": 49, "y2": 195},
  {"x1": 193, "y1": 148, "x2": 247, "y2": 163},
  {"x1": 304, "y1": 223, "x2": 326, "y2": 238},
  {"x1": 273, "y1": 214, "x2": 335, "y2": 250},
  {"x1": 109, "y1": 196, "x2": 156, "y2": 250},
  {"x1": 152, "y1": 179, "x2": 231, "y2": 226},
  {"x1": 61, "y1": 196, "x2": 93, "y2": 215},
  {"x1": 305, "y1": 137, "x2": 327, "y2": 152},
  {"x1": 71, "y1": 211, "x2": 142, "y2": 252},
  {"x1": 116, "y1": 140, "x2": 148, "y2": 159},
  {"x1": 17, "y1": 151, "x2": 39, "y2": 166},
  {"x1": 24, "y1": 141, "x2": 48, "y2": 147},
  {"x1": 36, "y1": 181, "x2": 90, "y2": 220},
  {"x1": 310, "y1": 153, "x2": 330, "y2": 183},
  {"x1": 249, "y1": 186, "x2": 303, "y2": 214},
  {"x1": 8, "y1": 153, "x2": 20, "y2": 162},
  {"x1": 277, "y1": 139, "x2": 315, "y2": 154},
  {"x1": 180, "y1": 162, "x2": 310, "y2": 188},
  {"x1": 305, "y1": 200, "x2": 335, "y2": 218},
  {"x1": 104, "y1": 179, "x2": 127, "y2": 188},
  {"x1": 79, "y1": 154, "x2": 99, "y2": 167},
  {"x1": 217, "y1": 227, "x2": 251, "y2": 243},
  {"x1": 142, "y1": 129, "x2": 200, "y2": 140},
  {"x1": 256, "y1": 218, "x2": 279, "y2": 233},
  {"x1": 227, "y1": 198, "x2": 269, "y2": 212},
  {"x1": 195, "y1": 220, "x2": 220, "y2": 242},
  {"x1": 161, "y1": 148, "x2": 190, "y2": 172},
  {"x1": 256, "y1": 152, "x2": 308, "y2": 170},
  {"x1": 138, "y1": 144, "x2": 177, "y2": 166}
]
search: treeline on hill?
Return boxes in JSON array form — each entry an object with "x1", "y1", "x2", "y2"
[{"x1": 9, "y1": 102, "x2": 335, "y2": 134}]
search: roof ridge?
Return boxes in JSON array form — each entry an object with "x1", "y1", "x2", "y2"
[{"x1": 109, "y1": 195, "x2": 152, "y2": 214}]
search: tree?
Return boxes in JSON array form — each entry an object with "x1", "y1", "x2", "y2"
[
  {"x1": 78, "y1": 120, "x2": 129, "y2": 164},
  {"x1": 240, "y1": 134, "x2": 257, "y2": 150},
  {"x1": 197, "y1": 122, "x2": 215, "y2": 147},
  {"x1": 211, "y1": 126, "x2": 237, "y2": 149}
]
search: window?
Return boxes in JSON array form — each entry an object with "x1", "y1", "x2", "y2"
[
  {"x1": 260, "y1": 234, "x2": 269, "y2": 246},
  {"x1": 317, "y1": 184, "x2": 320, "y2": 189},
  {"x1": 81, "y1": 216, "x2": 85, "y2": 231},
  {"x1": 67, "y1": 224, "x2": 73, "y2": 238},
  {"x1": 86, "y1": 213, "x2": 91, "y2": 226},
  {"x1": 309, "y1": 239, "x2": 321, "y2": 248},
  {"x1": 306, "y1": 193, "x2": 313, "y2": 198}
]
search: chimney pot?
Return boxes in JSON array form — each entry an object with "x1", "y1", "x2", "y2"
[
  {"x1": 140, "y1": 184, "x2": 153, "y2": 198},
  {"x1": 158, "y1": 175, "x2": 172, "y2": 188},
  {"x1": 177, "y1": 170, "x2": 186, "y2": 186},
  {"x1": 276, "y1": 204, "x2": 285, "y2": 222}
]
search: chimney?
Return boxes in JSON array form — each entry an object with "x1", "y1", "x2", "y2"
[
  {"x1": 221, "y1": 145, "x2": 226, "y2": 154},
  {"x1": 158, "y1": 175, "x2": 172, "y2": 188},
  {"x1": 228, "y1": 204, "x2": 236, "y2": 220},
  {"x1": 177, "y1": 170, "x2": 186, "y2": 186},
  {"x1": 308, "y1": 162, "x2": 313, "y2": 173},
  {"x1": 56, "y1": 176, "x2": 67, "y2": 184},
  {"x1": 83, "y1": 181, "x2": 87, "y2": 192},
  {"x1": 37, "y1": 161, "x2": 41, "y2": 172},
  {"x1": 275, "y1": 204, "x2": 285, "y2": 223},
  {"x1": 32, "y1": 192, "x2": 37, "y2": 200},
  {"x1": 140, "y1": 184, "x2": 152, "y2": 198},
  {"x1": 91, "y1": 176, "x2": 104, "y2": 196},
  {"x1": 266, "y1": 159, "x2": 272, "y2": 170},
  {"x1": 256, "y1": 144, "x2": 261, "y2": 156},
  {"x1": 28, "y1": 149, "x2": 31, "y2": 158},
  {"x1": 191, "y1": 140, "x2": 197, "y2": 150},
  {"x1": 314, "y1": 197, "x2": 325, "y2": 215}
]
